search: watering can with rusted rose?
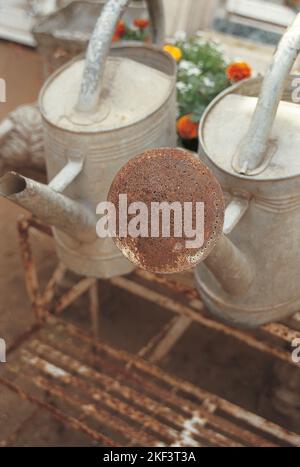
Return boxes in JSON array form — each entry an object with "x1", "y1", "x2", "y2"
[{"x1": 106, "y1": 14, "x2": 300, "y2": 327}]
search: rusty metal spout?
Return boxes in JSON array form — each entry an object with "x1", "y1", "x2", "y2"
[{"x1": 0, "y1": 172, "x2": 97, "y2": 243}]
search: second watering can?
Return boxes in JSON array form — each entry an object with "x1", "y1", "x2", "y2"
[
  {"x1": 196, "y1": 13, "x2": 300, "y2": 327},
  {"x1": 104, "y1": 14, "x2": 300, "y2": 328}
]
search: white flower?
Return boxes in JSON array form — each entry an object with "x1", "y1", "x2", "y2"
[
  {"x1": 202, "y1": 76, "x2": 214, "y2": 87},
  {"x1": 174, "y1": 30, "x2": 187, "y2": 41},
  {"x1": 176, "y1": 81, "x2": 187, "y2": 92},
  {"x1": 179, "y1": 60, "x2": 192, "y2": 71},
  {"x1": 187, "y1": 67, "x2": 201, "y2": 77},
  {"x1": 176, "y1": 82, "x2": 192, "y2": 93}
]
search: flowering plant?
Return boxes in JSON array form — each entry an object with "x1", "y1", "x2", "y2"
[
  {"x1": 112, "y1": 25, "x2": 252, "y2": 145},
  {"x1": 174, "y1": 33, "x2": 230, "y2": 123},
  {"x1": 162, "y1": 33, "x2": 252, "y2": 145},
  {"x1": 113, "y1": 18, "x2": 150, "y2": 43}
]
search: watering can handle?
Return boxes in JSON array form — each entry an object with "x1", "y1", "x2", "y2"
[
  {"x1": 232, "y1": 13, "x2": 300, "y2": 175},
  {"x1": 77, "y1": 0, "x2": 165, "y2": 113}
]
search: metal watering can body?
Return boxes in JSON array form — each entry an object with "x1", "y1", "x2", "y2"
[
  {"x1": 195, "y1": 15, "x2": 300, "y2": 327},
  {"x1": 0, "y1": 0, "x2": 177, "y2": 279}
]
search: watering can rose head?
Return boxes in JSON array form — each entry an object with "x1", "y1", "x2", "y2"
[{"x1": 102, "y1": 148, "x2": 225, "y2": 274}]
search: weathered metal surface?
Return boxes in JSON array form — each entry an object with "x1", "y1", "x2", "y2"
[
  {"x1": 108, "y1": 147, "x2": 254, "y2": 295},
  {"x1": 1, "y1": 316, "x2": 299, "y2": 447},
  {"x1": 196, "y1": 14, "x2": 300, "y2": 326},
  {"x1": 108, "y1": 148, "x2": 225, "y2": 273},
  {"x1": 0, "y1": 172, "x2": 97, "y2": 242}
]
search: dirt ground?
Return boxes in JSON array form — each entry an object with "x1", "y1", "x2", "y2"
[{"x1": 0, "y1": 40, "x2": 298, "y2": 446}]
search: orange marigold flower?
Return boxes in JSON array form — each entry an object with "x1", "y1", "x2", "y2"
[
  {"x1": 133, "y1": 18, "x2": 149, "y2": 29},
  {"x1": 176, "y1": 114, "x2": 199, "y2": 140},
  {"x1": 163, "y1": 44, "x2": 182, "y2": 62},
  {"x1": 112, "y1": 33, "x2": 120, "y2": 42},
  {"x1": 226, "y1": 62, "x2": 252, "y2": 82},
  {"x1": 115, "y1": 20, "x2": 126, "y2": 36}
]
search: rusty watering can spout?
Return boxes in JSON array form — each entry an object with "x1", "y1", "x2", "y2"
[
  {"x1": 0, "y1": 172, "x2": 97, "y2": 243},
  {"x1": 232, "y1": 13, "x2": 300, "y2": 175},
  {"x1": 107, "y1": 148, "x2": 254, "y2": 297}
]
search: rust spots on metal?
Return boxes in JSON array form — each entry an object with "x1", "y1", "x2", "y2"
[{"x1": 108, "y1": 148, "x2": 224, "y2": 273}]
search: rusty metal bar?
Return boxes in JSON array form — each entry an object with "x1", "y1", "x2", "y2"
[
  {"x1": 23, "y1": 339, "x2": 274, "y2": 447},
  {"x1": 42, "y1": 263, "x2": 67, "y2": 306},
  {"x1": 0, "y1": 374, "x2": 118, "y2": 446},
  {"x1": 54, "y1": 277, "x2": 96, "y2": 314},
  {"x1": 147, "y1": 316, "x2": 192, "y2": 363},
  {"x1": 89, "y1": 280, "x2": 100, "y2": 339},
  {"x1": 17, "y1": 218, "x2": 44, "y2": 322},
  {"x1": 137, "y1": 315, "x2": 192, "y2": 362},
  {"x1": 29, "y1": 338, "x2": 250, "y2": 448},
  {"x1": 23, "y1": 352, "x2": 184, "y2": 446},
  {"x1": 110, "y1": 276, "x2": 293, "y2": 364},
  {"x1": 55, "y1": 316, "x2": 300, "y2": 446},
  {"x1": 136, "y1": 270, "x2": 300, "y2": 347}
]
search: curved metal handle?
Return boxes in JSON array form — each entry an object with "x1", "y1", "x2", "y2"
[
  {"x1": 77, "y1": 0, "x2": 165, "y2": 113},
  {"x1": 232, "y1": 13, "x2": 300, "y2": 175}
]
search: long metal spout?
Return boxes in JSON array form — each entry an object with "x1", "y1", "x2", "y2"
[
  {"x1": 0, "y1": 172, "x2": 97, "y2": 243},
  {"x1": 204, "y1": 234, "x2": 254, "y2": 296}
]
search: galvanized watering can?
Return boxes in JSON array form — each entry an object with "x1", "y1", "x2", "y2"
[
  {"x1": 0, "y1": 0, "x2": 176, "y2": 279},
  {"x1": 195, "y1": 13, "x2": 300, "y2": 327},
  {"x1": 106, "y1": 14, "x2": 300, "y2": 328}
]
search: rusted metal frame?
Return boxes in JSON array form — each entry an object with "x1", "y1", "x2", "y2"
[
  {"x1": 0, "y1": 374, "x2": 118, "y2": 446},
  {"x1": 17, "y1": 218, "x2": 45, "y2": 322},
  {"x1": 54, "y1": 277, "x2": 96, "y2": 314},
  {"x1": 109, "y1": 276, "x2": 293, "y2": 364},
  {"x1": 14, "y1": 217, "x2": 300, "y2": 446},
  {"x1": 26, "y1": 341, "x2": 241, "y2": 447},
  {"x1": 49, "y1": 318, "x2": 288, "y2": 447},
  {"x1": 146, "y1": 316, "x2": 192, "y2": 363},
  {"x1": 137, "y1": 315, "x2": 192, "y2": 363},
  {"x1": 89, "y1": 281, "x2": 100, "y2": 339},
  {"x1": 20, "y1": 216, "x2": 297, "y2": 363},
  {"x1": 136, "y1": 269, "x2": 300, "y2": 348},
  {"x1": 17, "y1": 216, "x2": 100, "y2": 337},
  {"x1": 31, "y1": 374, "x2": 158, "y2": 447},
  {"x1": 6, "y1": 322, "x2": 42, "y2": 356},
  {"x1": 42, "y1": 263, "x2": 67, "y2": 306},
  {"x1": 26, "y1": 345, "x2": 273, "y2": 447},
  {"x1": 0, "y1": 408, "x2": 40, "y2": 447},
  {"x1": 262, "y1": 322, "x2": 300, "y2": 344},
  {"x1": 55, "y1": 316, "x2": 300, "y2": 446},
  {"x1": 43, "y1": 318, "x2": 213, "y2": 416},
  {"x1": 35, "y1": 324, "x2": 273, "y2": 447},
  {"x1": 184, "y1": 423, "x2": 243, "y2": 448},
  {"x1": 23, "y1": 351, "x2": 196, "y2": 447},
  {"x1": 29, "y1": 338, "x2": 194, "y2": 428},
  {"x1": 24, "y1": 341, "x2": 263, "y2": 447}
]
